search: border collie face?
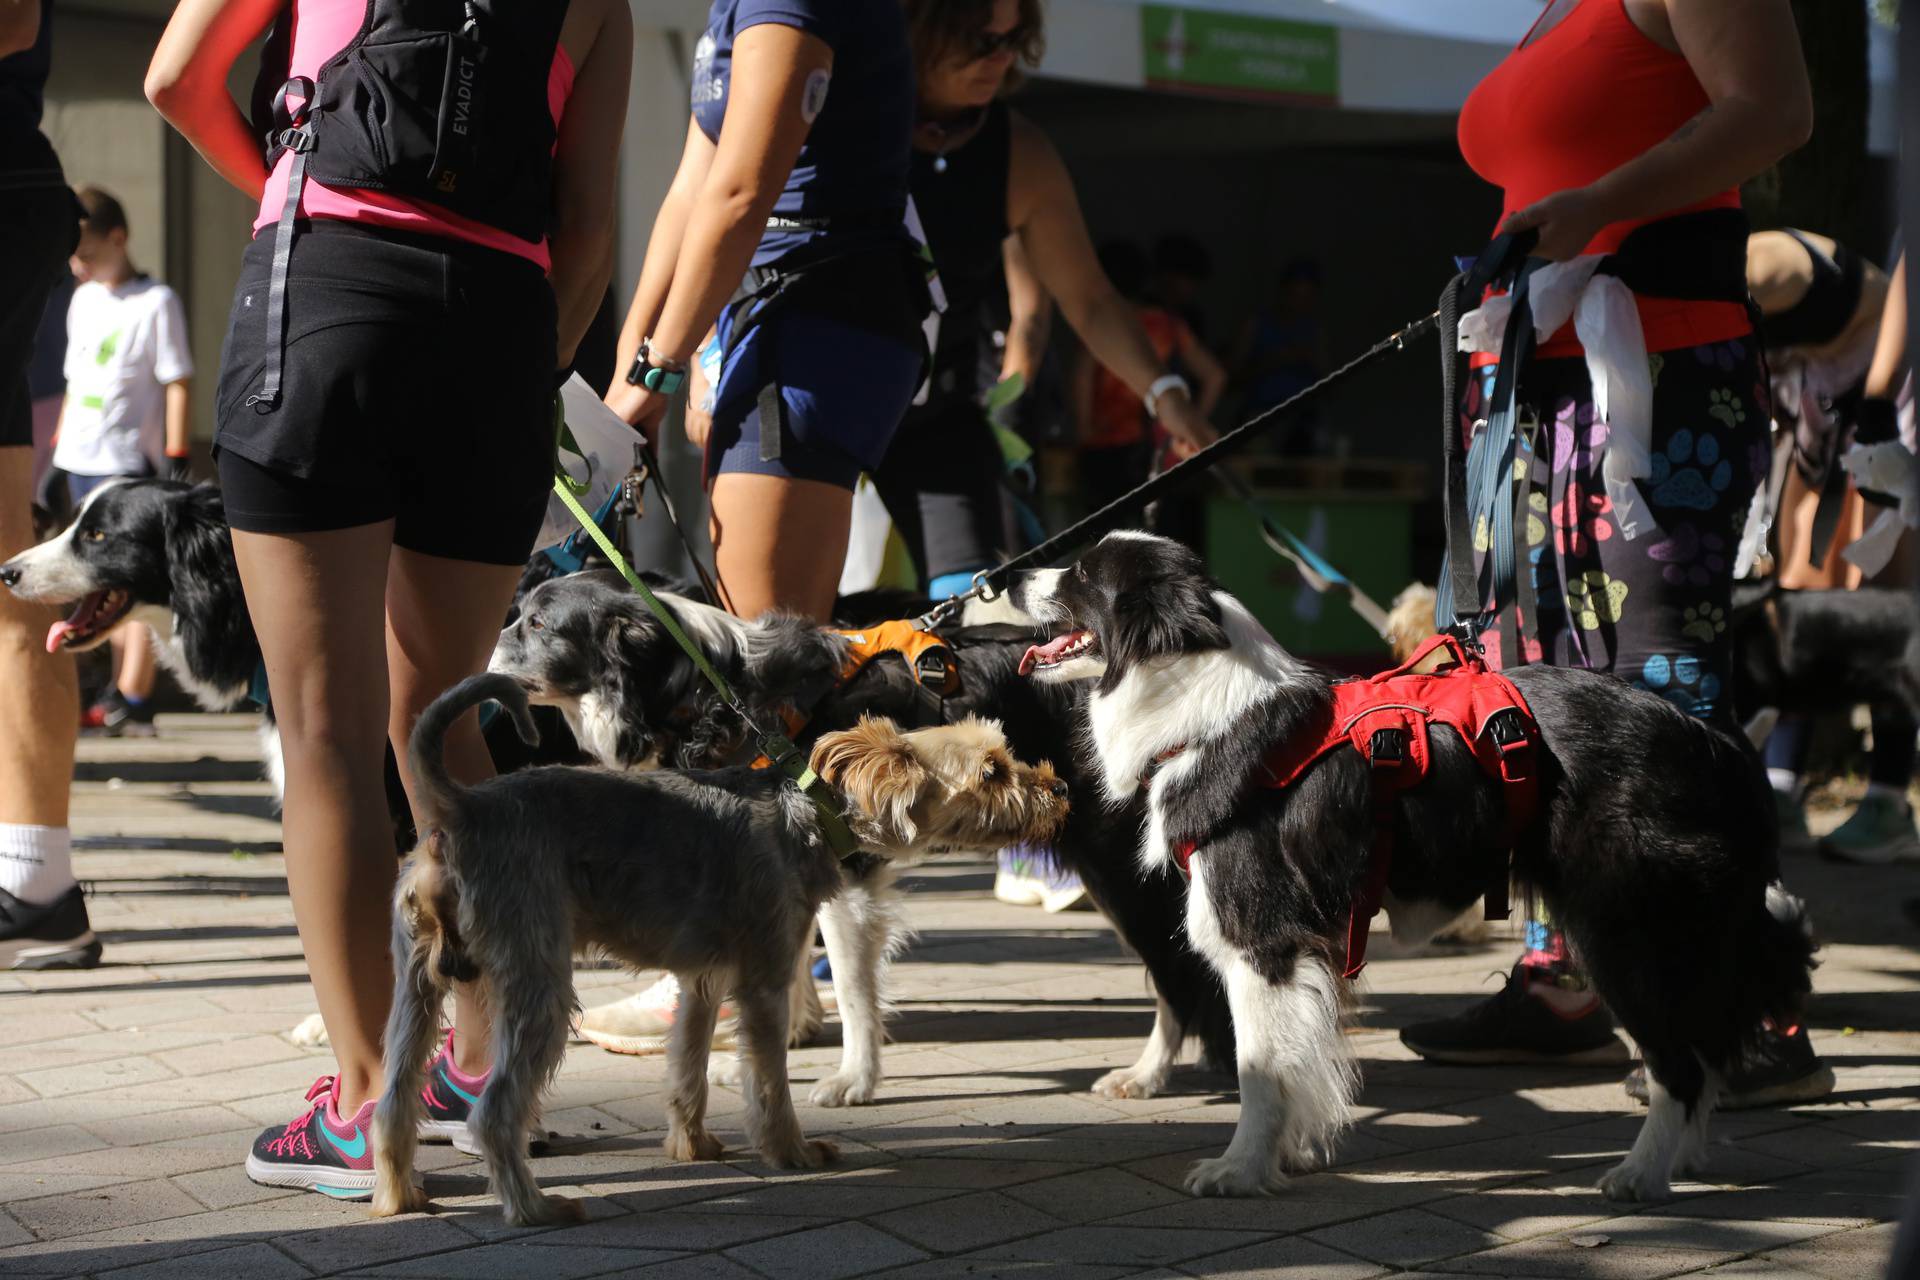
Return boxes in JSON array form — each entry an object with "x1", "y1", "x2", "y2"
[
  {"x1": 1013, "y1": 532, "x2": 1229, "y2": 691},
  {"x1": 489, "y1": 571, "x2": 724, "y2": 769},
  {"x1": 1, "y1": 479, "x2": 256, "y2": 715},
  {"x1": 1, "y1": 480, "x2": 226, "y2": 655}
]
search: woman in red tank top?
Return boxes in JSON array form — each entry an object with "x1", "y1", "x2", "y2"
[{"x1": 1401, "y1": 0, "x2": 1832, "y2": 1118}]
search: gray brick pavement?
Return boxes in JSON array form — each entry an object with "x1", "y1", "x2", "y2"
[{"x1": 0, "y1": 712, "x2": 1913, "y2": 1278}]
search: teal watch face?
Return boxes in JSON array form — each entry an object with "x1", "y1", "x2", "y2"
[{"x1": 643, "y1": 366, "x2": 686, "y2": 395}]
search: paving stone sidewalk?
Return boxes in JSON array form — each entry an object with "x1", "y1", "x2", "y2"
[{"x1": 0, "y1": 712, "x2": 1915, "y2": 1279}]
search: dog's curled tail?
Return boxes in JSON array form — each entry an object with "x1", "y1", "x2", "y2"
[{"x1": 409, "y1": 674, "x2": 541, "y2": 830}]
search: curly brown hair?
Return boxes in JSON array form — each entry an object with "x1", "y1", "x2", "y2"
[{"x1": 905, "y1": 0, "x2": 1046, "y2": 93}]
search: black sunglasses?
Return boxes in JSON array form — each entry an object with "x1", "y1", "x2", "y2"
[{"x1": 965, "y1": 25, "x2": 1026, "y2": 61}]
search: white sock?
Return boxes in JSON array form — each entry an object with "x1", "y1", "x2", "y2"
[
  {"x1": 1767, "y1": 768, "x2": 1799, "y2": 796},
  {"x1": 0, "y1": 824, "x2": 76, "y2": 905}
]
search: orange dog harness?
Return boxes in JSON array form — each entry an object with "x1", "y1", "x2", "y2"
[{"x1": 755, "y1": 620, "x2": 960, "y2": 766}]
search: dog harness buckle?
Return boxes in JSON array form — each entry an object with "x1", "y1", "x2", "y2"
[
  {"x1": 1482, "y1": 707, "x2": 1534, "y2": 782},
  {"x1": 1368, "y1": 727, "x2": 1408, "y2": 768}
]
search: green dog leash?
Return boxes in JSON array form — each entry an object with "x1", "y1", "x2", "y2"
[{"x1": 550, "y1": 475, "x2": 860, "y2": 861}]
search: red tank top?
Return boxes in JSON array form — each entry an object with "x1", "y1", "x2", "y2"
[{"x1": 1457, "y1": 0, "x2": 1750, "y2": 357}]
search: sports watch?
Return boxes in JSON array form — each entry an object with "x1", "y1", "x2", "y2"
[{"x1": 626, "y1": 339, "x2": 688, "y2": 396}]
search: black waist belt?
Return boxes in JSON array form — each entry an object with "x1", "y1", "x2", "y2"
[
  {"x1": 1435, "y1": 208, "x2": 1755, "y2": 651},
  {"x1": 718, "y1": 236, "x2": 932, "y2": 466}
]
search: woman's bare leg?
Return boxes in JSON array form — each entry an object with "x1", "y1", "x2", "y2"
[
  {"x1": 232, "y1": 522, "x2": 396, "y2": 1113},
  {"x1": 708, "y1": 473, "x2": 852, "y2": 621},
  {"x1": 1776, "y1": 467, "x2": 1865, "y2": 591},
  {"x1": 385, "y1": 546, "x2": 525, "y2": 1076},
  {"x1": 112, "y1": 624, "x2": 157, "y2": 701},
  {"x1": 0, "y1": 446, "x2": 75, "y2": 831}
]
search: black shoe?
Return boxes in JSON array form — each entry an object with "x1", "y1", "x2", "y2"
[
  {"x1": 0, "y1": 885, "x2": 102, "y2": 970},
  {"x1": 1400, "y1": 962, "x2": 1630, "y2": 1065},
  {"x1": 1623, "y1": 1025, "x2": 1834, "y2": 1109}
]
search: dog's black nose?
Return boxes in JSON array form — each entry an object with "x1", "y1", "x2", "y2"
[
  {"x1": 1049, "y1": 779, "x2": 1068, "y2": 799},
  {"x1": 0, "y1": 566, "x2": 19, "y2": 589}
]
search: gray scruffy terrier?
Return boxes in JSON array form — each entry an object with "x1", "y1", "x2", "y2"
[{"x1": 372, "y1": 673, "x2": 1069, "y2": 1226}]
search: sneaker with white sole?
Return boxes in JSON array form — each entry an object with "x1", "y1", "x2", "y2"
[
  {"x1": 245, "y1": 1075, "x2": 376, "y2": 1199},
  {"x1": 0, "y1": 885, "x2": 102, "y2": 970},
  {"x1": 994, "y1": 843, "x2": 1091, "y2": 913},
  {"x1": 577, "y1": 973, "x2": 737, "y2": 1056},
  {"x1": 1623, "y1": 1024, "x2": 1834, "y2": 1109},
  {"x1": 1820, "y1": 791, "x2": 1920, "y2": 864},
  {"x1": 418, "y1": 1028, "x2": 486, "y2": 1143}
]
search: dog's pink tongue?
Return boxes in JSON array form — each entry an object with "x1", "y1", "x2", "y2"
[
  {"x1": 45, "y1": 620, "x2": 74, "y2": 654},
  {"x1": 1018, "y1": 632, "x2": 1080, "y2": 676}
]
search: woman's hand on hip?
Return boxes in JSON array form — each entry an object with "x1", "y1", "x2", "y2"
[
  {"x1": 606, "y1": 381, "x2": 668, "y2": 446},
  {"x1": 1499, "y1": 187, "x2": 1610, "y2": 263}
]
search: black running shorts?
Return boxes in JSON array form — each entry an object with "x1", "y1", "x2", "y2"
[{"x1": 213, "y1": 221, "x2": 558, "y2": 566}]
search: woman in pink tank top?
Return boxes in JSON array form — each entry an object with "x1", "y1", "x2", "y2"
[{"x1": 146, "y1": 0, "x2": 631, "y2": 1202}]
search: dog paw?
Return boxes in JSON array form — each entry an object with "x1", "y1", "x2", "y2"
[
  {"x1": 708, "y1": 1056, "x2": 745, "y2": 1088},
  {"x1": 506, "y1": 1193, "x2": 587, "y2": 1227},
  {"x1": 1184, "y1": 1155, "x2": 1283, "y2": 1198},
  {"x1": 287, "y1": 1011, "x2": 329, "y2": 1048},
  {"x1": 809, "y1": 1071, "x2": 878, "y2": 1107},
  {"x1": 1597, "y1": 1160, "x2": 1672, "y2": 1203},
  {"x1": 370, "y1": 1178, "x2": 430, "y2": 1218},
  {"x1": 767, "y1": 1137, "x2": 840, "y2": 1170},
  {"x1": 664, "y1": 1128, "x2": 726, "y2": 1162},
  {"x1": 1091, "y1": 1065, "x2": 1167, "y2": 1100}
]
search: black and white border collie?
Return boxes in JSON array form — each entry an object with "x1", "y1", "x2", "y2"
[
  {"x1": 489, "y1": 570, "x2": 1236, "y2": 1106},
  {"x1": 1012, "y1": 531, "x2": 1817, "y2": 1202},
  {"x1": 0, "y1": 480, "x2": 282, "y2": 786}
]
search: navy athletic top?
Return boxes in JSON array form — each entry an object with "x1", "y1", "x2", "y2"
[
  {"x1": 691, "y1": 0, "x2": 914, "y2": 268},
  {"x1": 0, "y1": 0, "x2": 62, "y2": 188}
]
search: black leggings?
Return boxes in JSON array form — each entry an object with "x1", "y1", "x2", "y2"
[{"x1": 873, "y1": 397, "x2": 1007, "y2": 587}]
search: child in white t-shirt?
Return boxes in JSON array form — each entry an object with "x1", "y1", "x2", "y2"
[{"x1": 52, "y1": 188, "x2": 193, "y2": 734}]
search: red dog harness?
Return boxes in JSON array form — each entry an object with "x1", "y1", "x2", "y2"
[{"x1": 1164, "y1": 635, "x2": 1541, "y2": 979}]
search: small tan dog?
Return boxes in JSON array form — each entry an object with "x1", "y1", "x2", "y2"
[
  {"x1": 372, "y1": 675, "x2": 1068, "y2": 1226},
  {"x1": 1384, "y1": 583, "x2": 1441, "y2": 666}
]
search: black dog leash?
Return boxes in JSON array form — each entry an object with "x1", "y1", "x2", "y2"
[{"x1": 917, "y1": 310, "x2": 1442, "y2": 626}]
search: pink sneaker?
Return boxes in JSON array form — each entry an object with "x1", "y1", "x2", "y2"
[
  {"x1": 245, "y1": 1075, "x2": 376, "y2": 1199},
  {"x1": 420, "y1": 1028, "x2": 487, "y2": 1144}
]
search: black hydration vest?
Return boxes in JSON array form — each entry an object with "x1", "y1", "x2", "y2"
[
  {"x1": 252, "y1": 0, "x2": 568, "y2": 242},
  {"x1": 245, "y1": 0, "x2": 568, "y2": 409}
]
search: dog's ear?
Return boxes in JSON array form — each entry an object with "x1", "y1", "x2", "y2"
[
  {"x1": 597, "y1": 610, "x2": 682, "y2": 767},
  {"x1": 166, "y1": 487, "x2": 253, "y2": 683},
  {"x1": 1100, "y1": 571, "x2": 1230, "y2": 692},
  {"x1": 811, "y1": 715, "x2": 927, "y2": 844}
]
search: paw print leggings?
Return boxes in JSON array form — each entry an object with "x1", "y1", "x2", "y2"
[
  {"x1": 1469, "y1": 338, "x2": 1768, "y2": 976},
  {"x1": 1468, "y1": 338, "x2": 1768, "y2": 729}
]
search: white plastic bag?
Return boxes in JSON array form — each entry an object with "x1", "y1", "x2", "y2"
[
  {"x1": 536, "y1": 374, "x2": 650, "y2": 550},
  {"x1": 838, "y1": 475, "x2": 895, "y2": 594}
]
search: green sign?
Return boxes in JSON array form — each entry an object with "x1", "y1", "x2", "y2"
[{"x1": 1141, "y1": 5, "x2": 1339, "y2": 104}]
